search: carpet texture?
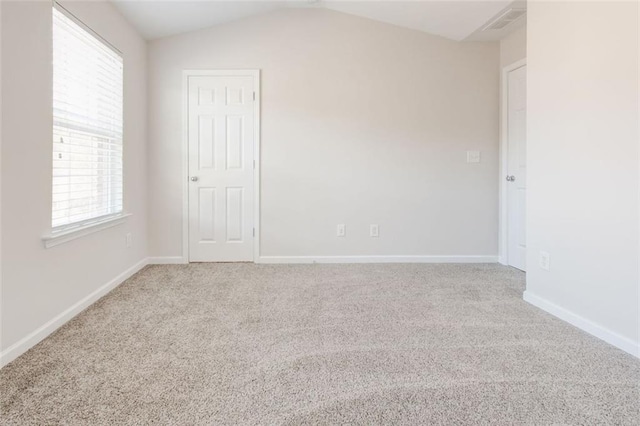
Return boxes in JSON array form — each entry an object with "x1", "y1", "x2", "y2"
[{"x1": 1, "y1": 263, "x2": 639, "y2": 425}]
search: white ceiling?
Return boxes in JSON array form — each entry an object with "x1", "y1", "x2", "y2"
[{"x1": 112, "y1": 0, "x2": 525, "y2": 42}]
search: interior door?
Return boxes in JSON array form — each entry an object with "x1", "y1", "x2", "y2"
[
  {"x1": 188, "y1": 74, "x2": 255, "y2": 262},
  {"x1": 507, "y1": 65, "x2": 527, "y2": 271}
]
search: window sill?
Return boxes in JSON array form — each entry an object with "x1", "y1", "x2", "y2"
[{"x1": 42, "y1": 213, "x2": 132, "y2": 249}]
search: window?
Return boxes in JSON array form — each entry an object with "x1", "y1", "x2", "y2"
[{"x1": 52, "y1": 5, "x2": 123, "y2": 230}]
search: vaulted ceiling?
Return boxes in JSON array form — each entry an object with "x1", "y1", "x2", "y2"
[{"x1": 112, "y1": 1, "x2": 526, "y2": 42}]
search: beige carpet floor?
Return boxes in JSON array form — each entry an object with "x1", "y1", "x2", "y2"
[{"x1": 1, "y1": 263, "x2": 639, "y2": 425}]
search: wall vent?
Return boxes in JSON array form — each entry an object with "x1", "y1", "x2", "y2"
[{"x1": 482, "y1": 8, "x2": 526, "y2": 31}]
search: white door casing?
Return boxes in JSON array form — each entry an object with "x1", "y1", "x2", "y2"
[
  {"x1": 187, "y1": 72, "x2": 258, "y2": 262},
  {"x1": 506, "y1": 65, "x2": 527, "y2": 271}
]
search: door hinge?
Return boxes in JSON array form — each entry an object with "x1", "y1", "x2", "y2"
[
  {"x1": 253, "y1": 160, "x2": 256, "y2": 169},
  {"x1": 253, "y1": 91, "x2": 256, "y2": 101},
  {"x1": 253, "y1": 228, "x2": 255, "y2": 237}
]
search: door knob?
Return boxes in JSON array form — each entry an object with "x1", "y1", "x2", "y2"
[{"x1": 190, "y1": 176, "x2": 198, "y2": 182}]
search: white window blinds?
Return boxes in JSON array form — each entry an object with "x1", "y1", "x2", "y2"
[{"x1": 52, "y1": 5, "x2": 123, "y2": 229}]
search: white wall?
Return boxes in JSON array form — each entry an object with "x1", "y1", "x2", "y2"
[
  {"x1": 0, "y1": 0, "x2": 3, "y2": 362},
  {"x1": 148, "y1": 8, "x2": 500, "y2": 261},
  {"x1": 526, "y1": 1, "x2": 639, "y2": 356},
  {"x1": 0, "y1": 0, "x2": 148, "y2": 362},
  {"x1": 500, "y1": 25, "x2": 526, "y2": 68}
]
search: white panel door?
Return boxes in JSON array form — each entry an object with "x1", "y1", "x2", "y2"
[
  {"x1": 507, "y1": 65, "x2": 527, "y2": 271},
  {"x1": 188, "y1": 74, "x2": 255, "y2": 262}
]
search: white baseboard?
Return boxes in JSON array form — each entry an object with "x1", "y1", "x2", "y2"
[
  {"x1": 523, "y1": 290, "x2": 639, "y2": 358},
  {"x1": 0, "y1": 258, "x2": 148, "y2": 368},
  {"x1": 147, "y1": 256, "x2": 187, "y2": 264},
  {"x1": 257, "y1": 255, "x2": 499, "y2": 264}
]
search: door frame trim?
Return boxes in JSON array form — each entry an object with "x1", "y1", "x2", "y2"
[
  {"x1": 182, "y1": 69, "x2": 261, "y2": 263},
  {"x1": 499, "y1": 59, "x2": 526, "y2": 266}
]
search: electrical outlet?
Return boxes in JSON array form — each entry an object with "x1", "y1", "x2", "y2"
[
  {"x1": 370, "y1": 224, "x2": 379, "y2": 237},
  {"x1": 539, "y1": 251, "x2": 550, "y2": 271},
  {"x1": 126, "y1": 233, "x2": 132, "y2": 248},
  {"x1": 337, "y1": 224, "x2": 346, "y2": 237},
  {"x1": 466, "y1": 150, "x2": 481, "y2": 163}
]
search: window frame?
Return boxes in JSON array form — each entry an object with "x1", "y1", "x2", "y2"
[{"x1": 44, "y1": 2, "x2": 129, "y2": 248}]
